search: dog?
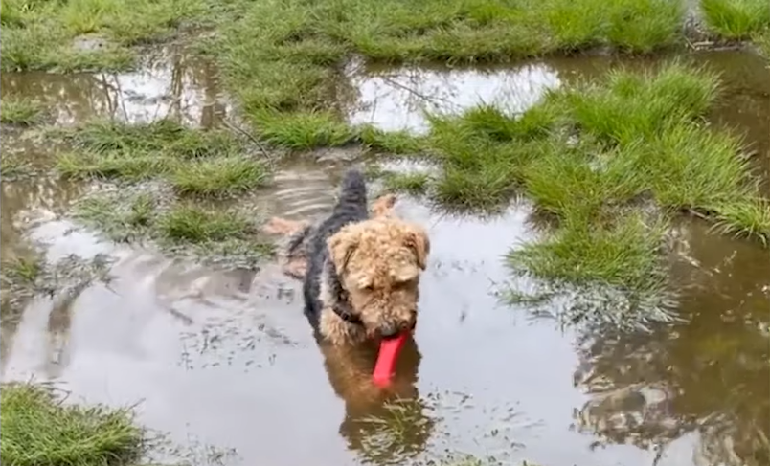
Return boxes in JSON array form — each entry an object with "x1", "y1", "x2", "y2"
[
  {"x1": 300, "y1": 168, "x2": 430, "y2": 346},
  {"x1": 263, "y1": 193, "x2": 398, "y2": 279},
  {"x1": 265, "y1": 169, "x2": 433, "y2": 456}
]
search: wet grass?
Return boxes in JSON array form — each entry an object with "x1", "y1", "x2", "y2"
[
  {"x1": 74, "y1": 190, "x2": 274, "y2": 262},
  {"x1": 0, "y1": 383, "x2": 143, "y2": 466},
  {"x1": 170, "y1": 157, "x2": 268, "y2": 196},
  {"x1": 55, "y1": 119, "x2": 268, "y2": 195},
  {"x1": 1, "y1": 96, "x2": 45, "y2": 125},
  {"x1": 700, "y1": 0, "x2": 770, "y2": 40},
  {"x1": 414, "y1": 61, "x2": 768, "y2": 297},
  {"x1": 380, "y1": 171, "x2": 431, "y2": 195},
  {"x1": 0, "y1": 0, "x2": 206, "y2": 72}
]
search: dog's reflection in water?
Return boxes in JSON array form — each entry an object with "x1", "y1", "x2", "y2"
[{"x1": 319, "y1": 335, "x2": 434, "y2": 463}]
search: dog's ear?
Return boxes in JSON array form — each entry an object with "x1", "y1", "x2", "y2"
[
  {"x1": 404, "y1": 226, "x2": 430, "y2": 271},
  {"x1": 328, "y1": 229, "x2": 359, "y2": 276}
]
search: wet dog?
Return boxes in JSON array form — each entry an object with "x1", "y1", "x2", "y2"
[{"x1": 301, "y1": 168, "x2": 430, "y2": 346}]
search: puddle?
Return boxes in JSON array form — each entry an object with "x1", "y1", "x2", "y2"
[
  {"x1": 347, "y1": 52, "x2": 770, "y2": 195},
  {"x1": 0, "y1": 45, "x2": 231, "y2": 127},
  {"x1": 1, "y1": 48, "x2": 769, "y2": 466}
]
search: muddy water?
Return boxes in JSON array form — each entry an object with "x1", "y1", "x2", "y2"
[{"x1": 1, "y1": 50, "x2": 769, "y2": 466}]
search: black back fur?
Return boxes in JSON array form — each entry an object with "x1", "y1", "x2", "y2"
[{"x1": 303, "y1": 168, "x2": 369, "y2": 330}]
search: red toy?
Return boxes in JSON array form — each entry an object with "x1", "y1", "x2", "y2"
[{"x1": 372, "y1": 332, "x2": 408, "y2": 387}]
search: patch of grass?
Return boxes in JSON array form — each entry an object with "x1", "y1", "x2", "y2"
[
  {"x1": 711, "y1": 198, "x2": 770, "y2": 244},
  {"x1": 253, "y1": 110, "x2": 355, "y2": 149},
  {"x1": 74, "y1": 191, "x2": 275, "y2": 262},
  {"x1": 169, "y1": 157, "x2": 269, "y2": 196},
  {"x1": 57, "y1": 150, "x2": 172, "y2": 181},
  {"x1": 416, "y1": 61, "x2": 766, "y2": 305},
  {"x1": 1, "y1": 256, "x2": 43, "y2": 284},
  {"x1": 201, "y1": 0, "x2": 689, "y2": 148},
  {"x1": 1, "y1": 153, "x2": 33, "y2": 178},
  {"x1": 65, "y1": 120, "x2": 238, "y2": 158},
  {"x1": 358, "y1": 125, "x2": 425, "y2": 154},
  {"x1": 380, "y1": 171, "x2": 431, "y2": 195},
  {"x1": 0, "y1": 383, "x2": 143, "y2": 466},
  {"x1": 1, "y1": 96, "x2": 45, "y2": 125},
  {"x1": 157, "y1": 205, "x2": 253, "y2": 243},
  {"x1": 509, "y1": 211, "x2": 668, "y2": 293},
  {"x1": 56, "y1": 120, "x2": 267, "y2": 196},
  {"x1": 0, "y1": 0, "x2": 204, "y2": 72},
  {"x1": 700, "y1": 0, "x2": 770, "y2": 40},
  {"x1": 562, "y1": 61, "x2": 719, "y2": 145}
]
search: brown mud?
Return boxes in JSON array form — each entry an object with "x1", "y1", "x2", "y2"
[{"x1": 1, "y1": 47, "x2": 768, "y2": 466}]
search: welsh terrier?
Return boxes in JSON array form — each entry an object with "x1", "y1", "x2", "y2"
[
  {"x1": 301, "y1": 168, "x2": 429, "y2": 346},
  {"x1": 262, "y1": 168, "x2": 430, "y2": 402}
]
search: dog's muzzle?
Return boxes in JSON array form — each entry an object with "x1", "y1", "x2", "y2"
[{"x1": 380, "y1": 319, "x2": 417, "y2": 339}]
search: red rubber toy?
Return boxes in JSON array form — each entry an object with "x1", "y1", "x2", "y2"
[{"x1": 372, "y1": 332, "x2": 408, "y2": 387}]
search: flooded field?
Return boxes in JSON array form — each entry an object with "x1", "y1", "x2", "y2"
[{"x1": 1, "y1": 46, "x2": 769, "y2": 466}]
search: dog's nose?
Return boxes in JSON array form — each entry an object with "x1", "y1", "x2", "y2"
[{"x1": 380, "y1": 323, "x2": 399, "y2": 339}]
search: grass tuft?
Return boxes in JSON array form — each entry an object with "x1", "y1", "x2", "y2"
[
  {"x1": 0, "y1": 0, "x2": 204, "y2": 72},
  {"x1": 509, "y1": 211, "x2": 668, "y2": 293},
  {"x1": 415, "y1": 60, "x2": 767, "y2": 303},
  {"x1": 358, "y1": 125, "x2": 425, "y2": 154},
  {"x1": 157, "y1": 206, "x2": 253, "y2": 243},
  {"x1": 169, "y1": 157, "x2": 269, "y2": 196},
  {"x1": 380, "y1": 171, "x2": 431, "y2": 195},
  {"x1": 1, "y1": 96, "x2": 45, "y2": 125},
  {"x1": 700, "y1": 0, "x2": 770, "y2": 40},
  {"x1": 74, "y1": 191, "x2": 275, "y2": 261},
  {"x1": 0, "y1": 383, "x2": 144, "y2": 466},
  {"x1": 253, "y1": 110, "x2": 355, "y2": 149}
]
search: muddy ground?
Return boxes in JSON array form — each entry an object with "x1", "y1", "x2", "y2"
[{"x1": 1, "y1": 40, "x2": 769, "y2": 466}]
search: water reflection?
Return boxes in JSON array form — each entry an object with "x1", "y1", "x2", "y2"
[
  {"x1": 0, "y1": 45, "x2": 230, "y2": 127},
  {"x1": 320, "y1": 336, "x2": 433, "y2": 464},
  {"x1": 574, "y1": 219, "x2": 770, "y2": 466}
]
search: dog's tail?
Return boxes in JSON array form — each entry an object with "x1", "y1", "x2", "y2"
[
  {"x1": 335, "y1": 168, "x2": 368, "y2": 209},
  {"x1": 285, "y1": 224, "x2": 311, "y2": 257}
]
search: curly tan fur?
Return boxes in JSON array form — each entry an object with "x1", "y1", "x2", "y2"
[
  {"x1": 263, "y1": 194, "x2": 401, "y2": 280},
  {"x1": 321, "y1": 217, "x2": 429, "y2": 345}
]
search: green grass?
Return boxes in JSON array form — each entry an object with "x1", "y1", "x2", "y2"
[
  {"x1": 0, "y1": 383, "x2": 143, "y2": 466},
  {"x1": 700, "y1": 0, "x2": 770, "y2": 40},
  {"x1": 252, "y1": 110, "x2": 356, "y2": 149},
  {"x1": 358, "y1": 126, "x2": 425, "y2": 154},
  {"x1": 56, "y1": 119, "x2": 269, "y2": 195},
  {"x1": 200, "y1": 0, "x2": 689, "y2": 143},
  {"x1": 1, "y1": 96, "x2": 45, "y2": 125},
  {"x1": 380, "y1": 171, "x2": 431, "y2": 194},
  {"x1": 1, "y1": 255, "x2": 43, "y2": 284},
  {"x1": 74, "y1": 191, "x2": 274, "y2": 260},
  {"x1": 0, "y1": 0, "x2": 205, "y2": 72},
  {"x1": 169, "y1": 157, "x2": 268, "y2": 196},
  {"x1": 411, "y1": 60, "x2": 768, "y2": 299},
  {"x1": 1, "y1": 153, "x2": 33, "y2": 178},
  {"x1": 156, "y1": 205, "x2": 254, "y2": 243}
]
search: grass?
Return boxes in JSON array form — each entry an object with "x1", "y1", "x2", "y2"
[
  {"x1": 412, "y1": 60, "x2": 768, "y2": 300},
  {"x1": 56, "y1": 119, "x2": 269, "y2": 195},
  {"x1": 380, "y1": 171, "x2": 431, "y2": 195},
  {"x1": 74, "y1": 191, "x2": 274, "y2": 261},
  {"x1": 0, "y1": 0, "x2": 206, "y2": 72},
  {"x1": 1, "y1": 96, "x2": 45, "y2": 125},
  {"x1": 169, "y1": 157, "x2": 268, "y2": 196},
  {"x1": 1, "y1": 255, "x2": 43, "y2": 284},
  {"x1": 200, "y1": 0, "x2": 691, "y2": 144},
  {"x1": 699, "y1": 0, "x2": 770, "y2": 40},
  {"x1": 0, "y1": 383, "x2": 143, "y2": 466}
]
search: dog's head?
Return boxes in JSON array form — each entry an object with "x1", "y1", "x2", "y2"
[{"x1": 328, "y1": 217, "x2": 429, "y2": 339}]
